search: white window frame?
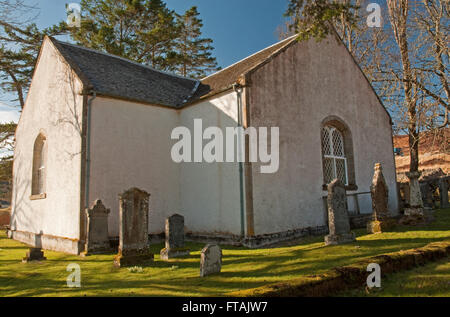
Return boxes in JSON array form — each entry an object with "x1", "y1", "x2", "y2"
[
  {"x1": 322, "y1": 126, "x2": 349, "y2": 185},
  {"x1": 37, "y1": 143, "x2": 45, "y2": 194},
  {"x1": 31, "y1": 135, "x2": 47, "y2": 197}
]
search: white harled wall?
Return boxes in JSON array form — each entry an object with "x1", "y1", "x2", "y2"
[
  {"x1": 247, "y1": 36, "x2": 399, "y2": 236},
  {"x1": 179, "y1": 92, "x2": 242, "y2": 237},
  {"x1": 11, "y1": 38, "x2": 84, "y2": 248},
  {"x1": 88, "y1": 91, "x2": 242, "y2": 237},
  {"x1": 88, "y1": 97, "x2": 180, "y2": 236},
  {"x1": 12, "y1": 36, "x2": 399, "y2": 250}
]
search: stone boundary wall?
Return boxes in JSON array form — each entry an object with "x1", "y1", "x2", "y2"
[{"x1": 228, "y1": 240, "x2": 450, "y2": 297}]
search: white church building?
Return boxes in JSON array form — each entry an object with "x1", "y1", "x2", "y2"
[{"x1": 9, "y1": 34, "x2": 399, "y2": 254}]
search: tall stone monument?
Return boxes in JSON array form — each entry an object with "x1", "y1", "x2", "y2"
[
  {"x1": 84, "y1": 199, "x2": 111, "y2": 254},
  {"x1": 113, "y1": 187, "x2": 153, "y2": 267},
  {"x1": 404, "y1": 171, "x2": 424, "y2": 216},
  {"x1": 160, "y1": 214, "x2": 190, "y2": 260},
  {"x1": 367, "y1": 163, "x2": 396, "y2": 233},
  {"x1": 324, "y1": 179, "x2": 356, "y2": 245}
]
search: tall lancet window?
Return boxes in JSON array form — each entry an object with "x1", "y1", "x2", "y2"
[
  {"x1": 32, "y1": 133, "x2": 47, "y2": 196},
  {"x1": 322, "y1": 126, "x2": 348, "y2": 185}
]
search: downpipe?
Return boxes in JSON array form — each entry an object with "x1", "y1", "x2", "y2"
[{"x1": 233, "y1": 83, "x2": 246, "y2": 238}]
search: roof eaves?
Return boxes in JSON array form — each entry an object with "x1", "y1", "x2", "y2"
[
  {"x1": 181, "y1": 80, "x2": 201, "y2": 106},
  {"x1": 94, "y1": 91, "x2": 179, "y2": 109},
  {"x1": 182, "y1": 85, "x2": 235, "y2": 107}
]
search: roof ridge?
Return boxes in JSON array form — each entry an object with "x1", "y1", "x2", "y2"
[
  {"x1": 53, "y1": 38, "x2": 198, "y2": 83},
  {"x1": 201, "y1": 34, "x2": 297, "y2": 81}
]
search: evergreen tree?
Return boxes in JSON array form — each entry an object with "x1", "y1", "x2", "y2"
[
  {"x1": 172, "y1": 6, "x2": 219, "y2": 79},
  {"x1": 285, "y1": 0, "x2": 359, "y2": 41},
  {"x1": 70, "y1": 0, "x2": 179, "y2": 70}
]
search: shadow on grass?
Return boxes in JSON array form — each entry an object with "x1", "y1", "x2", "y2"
[{"x1": 1, "y1": 209, "x2": 449, "y2": 296}]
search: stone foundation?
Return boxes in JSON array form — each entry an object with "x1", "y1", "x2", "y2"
[
  {"x1": 243, "y1": 226, "x2": 329, "y2": 248},
  {"x1": 160, "y1": 247, "x2": 190, "y2": 260},
  {"x1": 349, "y1": 214, "x2": 372, "y2": 229},
  {"x1": 404, "y1": 207, "x2": 425, "y2": 216},
  {"x1": 147, "y1": 225, "x2": 330, "y2": 249},
  {"x1": 8, "y1": 229, "x2": 81, "y2": 255},
  {"x1": 324, "y1": 232, "x2": 356, "y2": 245},
  {"x1": 9, "y1": 224, "x2": 333, "y2": 255}
]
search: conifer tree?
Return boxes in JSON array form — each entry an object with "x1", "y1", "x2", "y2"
[
  {"x1": 171, "y1": 6, "x2": 219, "y2": 79},
  {"x1": 70, "y1": 0, "x2": 179, "y2": 70}
]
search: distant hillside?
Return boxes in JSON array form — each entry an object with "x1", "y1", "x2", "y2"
[{"x1": 393, "y1": 127, "x2": 450, "y2": 175}]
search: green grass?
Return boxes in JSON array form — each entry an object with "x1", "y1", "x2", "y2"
[
  {"x1": 338, "y1": 257, "x2": 450, "y2": 297},
  {"x1": 0, "y1": 209, "x2": 449, "y2": 297}
]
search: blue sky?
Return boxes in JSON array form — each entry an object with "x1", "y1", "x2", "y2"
[
  {"x1": 34, "y1": 0, "x2": 290, "y2": 69},
  {"x1": 0, "y1": 0, "x2": 290, "y2": 120}
]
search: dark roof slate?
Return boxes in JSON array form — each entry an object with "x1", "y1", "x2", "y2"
[
  {"x1": 49, "y1": 35, "x2": 297, "y2": 108},
  {"x1": 50, "y1": 38, "x2": 199, "y2": 108}
]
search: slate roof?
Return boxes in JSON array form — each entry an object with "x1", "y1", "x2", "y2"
[
  {"x1": 194, "y1": 36, "x2": 297, "y2": 101},
  {"x1": 49, "y1": 37, "x2": 199, "y2": 108},
  {"x1": 48, "y1": 35, "x2": 297, "y2": 108}
]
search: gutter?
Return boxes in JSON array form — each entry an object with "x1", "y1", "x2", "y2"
[{"x1": 233, "y1": 83, "x2": 246, "y2": 238}]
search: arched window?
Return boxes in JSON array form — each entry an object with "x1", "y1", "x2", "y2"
[
  {"x1": 321, "y1": 117, "x2": 356, "y2": 189},
  {"x1": 322, "y1": 126, "x2": 347, "y2": 184},
  {"x1": 32, "y1": 133, "x2": 47, "y2": 196}
]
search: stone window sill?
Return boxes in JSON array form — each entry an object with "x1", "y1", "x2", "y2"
[
  {"x1": 30, "y1": 193, "x2": 46, "y2": 200},
  {"x1": 322, "y1": 184, "x2": 358, "y2": 191}
]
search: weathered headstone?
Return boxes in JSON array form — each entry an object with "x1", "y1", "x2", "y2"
[
  {"x1": 324, "y1": 179, "x2": 355, "y2": 245},
  {"x1": 200, "y1": 244, "x2": 222, "y2": 277},
  {"x1": 160, "y1": 214, "x2": 190, "y2": 260},
  {"x1": 438, "y1": 177, "x2": 449, "y2": 209},
  {"x1": 398, "y1": 182, "x2": 410, "y2": 209},
  {"x1": 22, "y1": 247, "x2": 46, "y2": 263},
  {"x1": 367, "y1": 163, "x2": 396, "y2": 233},
  {"x1": 420, "y1": 183, "x2": 434, "y2": 208},
  {"x1": 404, "y1": 171, "x2": 424, "y2": 216},
  {"x1": 84, "y1": 199, "x2": 111, "y2": 254},
  {"x1": 113, "y1": 187, "x2": 153, "y2": 267}
]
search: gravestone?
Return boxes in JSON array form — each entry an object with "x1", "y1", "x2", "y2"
[
  {"x1": 367, "y1": 163, "x2": 396, "y2": 233},
  {"x1": 84, "y1": 199, "x2": 111, "y2": 254},
  {"x1": 439, "y1": 177, "x2": 449, "y2": 209},
  {"x1": 200, "y1": 244, "x2": 222, "y2": 277},
  {"x1": 22, "y1": 247, "x2": 46, "y2": 263},
  {"x1": 398, "y1": 182, "x2": 410, "y2": 209},
  {"x1": 420, "y1": 183, "x2": 434, "y2": 208},
  {"x1": 160, "y1": 214, "x2": 190, "y2": 260},
  {"x1": 404, "y1": 171, "x2": 424, "y2": 216},
  {"x1": 324, "y1": 179, "x2": 356, "y2": 245},
  {"x1": 113, "y1": 187, "x2": 153, "y2": 267}
]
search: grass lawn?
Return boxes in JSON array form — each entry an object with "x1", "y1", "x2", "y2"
[
  {"x1": 338, "y1": 257, "x2": 450, "y2": 297},
  {"x1": 0, "y1": 209, "x2": 449, "y2": 297}
]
